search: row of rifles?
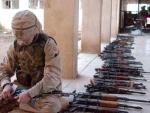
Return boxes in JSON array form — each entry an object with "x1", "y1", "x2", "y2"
[{"x1": 60, "y1": 35, "x2": 150, "y2": 113}]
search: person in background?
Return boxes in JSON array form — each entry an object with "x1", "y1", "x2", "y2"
[{"x1": 139, "y1": 6, "x2": 148, "y2": 27}]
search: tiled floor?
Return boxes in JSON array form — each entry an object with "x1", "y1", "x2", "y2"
[{"x1": 0, "y1": 33, "x2": 150, "y2": 113}]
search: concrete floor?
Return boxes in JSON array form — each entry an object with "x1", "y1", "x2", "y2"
[
  {"x1": 62, "y1": 33, "x2": 150, "y2": 113},
  {"x1": 0, "y1": 33, "x2": 150, "y2": 113}
]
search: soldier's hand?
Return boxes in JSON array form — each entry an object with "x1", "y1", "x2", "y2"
[
  {"x1": 15, "y1": 92, "x2": 31, "y2": 103},
  {"x1": 1, "y1": 84, "x2": 13, "y2": 99}
]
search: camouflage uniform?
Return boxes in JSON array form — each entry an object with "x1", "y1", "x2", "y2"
[{"x1": 0, "y1": 33, "x2": 68, "y2": 113}]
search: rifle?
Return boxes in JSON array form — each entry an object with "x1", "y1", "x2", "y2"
[
  {"x1": 96, "y1": 70, "x2": 143, "y2": 77},
  {"x1": 94, "y1": 74, "x2": 147, "y2": 81},
  {"x1": 104, "y1": 59, "x2": 143, "y2": 65},
  {"x1": 100, "y1": 52, "x2": 131, "y2": 55},
  {"x1": 95, "y1": 68, "x2": 143, "y2": 77},
  {"x1": 96, "y1": 67, "x2": 142, "y2": 72},
  {"x1": 101, "y1": 56, "x2": 136, "y2": 60},
  {"x1": 111, "y1": 38, "x2": 134, "y2": 42},
  {"x1": 73, "y1": 98, "x2": 142, "y2": 109},
  {"x1": 14, "y1": 89, "x2": 148, "y2": 104},
  {"x1": 67, "y1": 104, "x2": 129, "y2": 113},
  {"x1": 103, "y1": 64, "x2": 143, "y2": 70},
  {"x1": 117, "y1": 34, "x2": 134, "y2": 40},
  {"x1": 103, "y1": 64, "x2": 143, "y2": 71},
  {"x1": 74, "y1": 92, "x2": 150, "y2": 103},
  {"x1": 101, "y1": 56, "x2": 134, "y2": 60},
  {"x1": 104, "y1": 45, "x2": 133, "y2": 49},
  {"x1": 85, "y1": 85, "x2": 146, "y2": 94},
  {"x1": 101, "y1": 50, "x2": 132, "y2": 54},
  {"x1": 103, "y1": 63, "x2": 142, "y2": 68},
  {"x1": 101, "y1": 66, "x2": 144, "y2": 74},
  {"x1": 104, "y1": 46, "x2": 134, "y2": 51},
  {"x1": 25, "y1": 90, "x2": 150, "y2": 103},
  {"x1": 92, "y1": 79, "x2": 146, "y2": 89}
]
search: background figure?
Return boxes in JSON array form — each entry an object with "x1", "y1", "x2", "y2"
[{"x1": 139, "y1": 6, "x2": 148, "y2": 28}]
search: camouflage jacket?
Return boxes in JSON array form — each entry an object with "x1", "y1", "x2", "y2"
[{"x1": 0, "y1": 33, "x2": 62, "y2": 97}]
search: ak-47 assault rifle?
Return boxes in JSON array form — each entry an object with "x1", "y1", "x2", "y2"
[
  {"x1": 116, "y1": 38, "x2": 134, "y2": 42},
  {"x1": 100, "y1": 53, "x2": 132, "y2": 58},
  {"x1": 104, "y1": 44, "x2": 134, "y2": 49},
  {"x1": 1, "y1": 88, "x2": 145, "y2": 113},
  {"x1": 94, "y1": 74, "x2": 147, "y2": 81},
  {"x1": 104, "y1": 45, "x2": 134, "y2": 50},
  {"x1": 103, "y1": 63, "x2": 143, "y2": 69},
  {"x1": 30, "y1": 90, "x2": 150, "y2": 103},
  {"x1": 73, "y1": 98, "x2": 142, "y2": 109},
  {"x1": 106, "y1": 39, "x2": 134, "y2": 45},
  {"x1": 101, "y1": 68, "x2": 144, "y2": 77},
  {"x1": 96, "y1": 67, "x2": 145, "y2": 77},
  {"x1": 97, "y1": 66, "x2": 143, "y2": 72},
  {"x1": 100, "y1": 50, "x2": 132, "y2": 54},
  {"x1": 107, "y1": 37, "x2": 134, "y2": 44},
  {"x1": 104, "y1": 43, "x2": 132, "y2": 48},
  {"x1": 117, "y1": 34, "x2": 134, "y2": 40},
  {"x1": 100, "y1": 48, "x2": 133, "y2": 53},
  {"x1": 102, "y1": 65, "x2": 144, "y2": 72},
  {"x1": 17, "y1": 89, "x2": 147, "y2": 104},
  {"x1": 13, "y1": 89, "x2": 147, "y2": 104},
  {"x1": 112, "y1": 36, "x2": 133, "y2": 41},
  {"x1": 103, "y1": 63, "x2": 142, "y2": 69},
  {"x1": 102, "y1": 50, "x2": 132, "y2": 54},
  {"x1": 85, "y1": 84, "x2": 146, "y2": 94},
  {"x1": 91, "y1": 79, "x2": 146, "y2": 89},
  {"x1": 104, "y1": 60, "x2": 143, "y2": 65},
  {"x1": 100, "y1": 55, "x2": 136, "y2": 60},
  {"x1": 63, "y1": 104, "x2": 129, "y2": 113},
  {"x1": 110, "y1": 40, "x2": 134, "y2": 45},
  {"x1": 96, "y1": 70, "x2": 143, "y2": 77},
  {"x1": 104, "y1": 42, "x2": 133, "y2": 47},
  {"x1": 73, "y1": 92, "x2": 150, "y2": 103},
  {"x1": 102, "y1": 48, "x2": 132, "y2": 51}
]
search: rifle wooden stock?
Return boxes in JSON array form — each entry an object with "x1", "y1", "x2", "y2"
[{"x1": 75, "y1": 98, "x2": 142, "y2": 109}]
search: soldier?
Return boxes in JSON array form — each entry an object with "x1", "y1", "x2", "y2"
[
  {"x1": 139, "y1": 6, "x2": 148, "y2": 28},
  {"x1": 0, "y1": 10, "x2": 68, "y2": 113}
]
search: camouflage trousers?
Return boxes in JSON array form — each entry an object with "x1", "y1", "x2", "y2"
[{"x1": 0, "y1": 88, "x2": 69, "y2": 113}]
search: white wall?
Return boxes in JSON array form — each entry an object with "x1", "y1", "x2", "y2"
[
  {"x1": 0, "y1": 0, "x2": 2, "y2": 9},
  {"x1": 0, "y1": 1, "x2": 44, "y2": 30}
]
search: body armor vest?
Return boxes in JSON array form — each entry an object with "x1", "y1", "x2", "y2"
[{"x1": 14, "y1": 33, "x2": 56, "y2": 87}]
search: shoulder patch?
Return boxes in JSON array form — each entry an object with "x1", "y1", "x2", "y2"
[{"x1": 46, "y1": 39, "x2": 59, "y2": 58}]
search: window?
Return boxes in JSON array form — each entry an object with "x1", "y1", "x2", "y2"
[
  {"x1": 2, "y1": 0, "x2": 19, "y2": 9},
  {"x1": 29, "y1": 0, "x2": 43, "y2": 9},
  {"x1": 127, "y1": 4, "x2": 150, "y2": 14},
  {"x1": 12, "y1": 0, "x2": 19, "y2": 9}
]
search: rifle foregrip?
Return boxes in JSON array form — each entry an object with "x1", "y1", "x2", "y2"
[
  {"x1": 101, "y1": 95, "x2": 118, "y2": 101},
  {"x1": 100, "y1": 101, "x2": 118, "y2": 108}
]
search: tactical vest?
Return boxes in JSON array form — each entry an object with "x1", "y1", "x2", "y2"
[{"x1": 14, "y1": 33, "x2": 56, "y2": 87}]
